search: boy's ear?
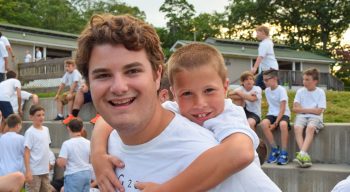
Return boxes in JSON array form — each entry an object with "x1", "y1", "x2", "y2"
[
  {"x1": 223, "y1": 78, "x2": 229, "y2": 93},
  {"x1": 155, "y1": 66, "x2": 163, "y2": 91}
]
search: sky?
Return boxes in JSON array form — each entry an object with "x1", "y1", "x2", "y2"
[{"x1": 120, "y1": 0, "x2": 230, "y2": 27}]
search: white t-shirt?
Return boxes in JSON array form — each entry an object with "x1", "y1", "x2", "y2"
[
  {"x1": 163, "y1": 99, "x2": 261, "y2": 166},
  {"x1": 11, "y1": 90, "x2": 32, "y2": 113},
  {"x1": 0, "y1": 78, "x2": 21, "y2": 101},
  {"x1": 265, "y1": 85, "x2": 291, "y2": 117},
  {"x1": 0, "y1": 36, "x2": 10, "y2": 47},
  {"x1": 36, "y1": 50, "x2": 42, "y2": 61},
  {"x1": 49, "y1": 149, "x2": 55, "y2": 181},
  {"x1": 0, "y1": 41, "x2": 8, "y2": 73},
  {"x1": 24, "y1": 53, "x2": 32, "y2": 63},
  {"x1": 332, "y1": 175, "x2": 350, "y2": 192},
  {"x1": 59, "y1": 137, "x2": 91, "y2": 176},
  {"x1": 235, "y1": 86, "x2": 262, "y2": 117},
  {"x1": 24, "y1": 126, "x2": 51, "y2": 175},
  {"x1": 0, "y1": 132, "x2": 25, "y2": 176},
  {"x1": 258, "y1": 38, "x2": 279, "y2": 71},
  {"x1": 108, "y1": 113, "x2": 280, "y2": 192},
  {"x1": 61, "y1": 69, "x2": 82, "y2": 91},
  {"x1": 294, "y1": 87, "x2": 326, "y2": 120}
]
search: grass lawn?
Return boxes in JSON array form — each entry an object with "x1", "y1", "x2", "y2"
[{"x1": 261, "y1": 90, "x2": 350, "y2": 123}]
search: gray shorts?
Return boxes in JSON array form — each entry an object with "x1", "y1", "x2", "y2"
[{"x1": 294, "y1": 116, "x2": 324, "y2": 133}]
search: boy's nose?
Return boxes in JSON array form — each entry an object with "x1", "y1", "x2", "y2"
[
  {"x1": 110, "y1": 76, "x2": 128, "y2": 95},
  {"x1": 193, "y1": 95, "x2": 208, "y2": 109}
]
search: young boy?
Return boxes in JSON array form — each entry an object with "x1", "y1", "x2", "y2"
[
  {"x1": 24, "y1": 104, "x2": 51, "y2": 191},
  {"x1": 53, "y1": 59, "x2": 82, "y2": 121},
  {"x1": 230, "y1": 71, "x2": 262, "y2": 131},
  {"x1": 57, "y1": 118, "x2": 91, "y2": 191},
  {"x1": 92, "y1": 43, "x2": 280, "y2": 191},
  {"x1": 0, "y1": 114, "x2": 24, "y2": 176},
  {"x1": 292, "y1": 68, "x2": 326, "y2": 168},
  {"x1": 261, "y1": 69, "x2": 291, "y2": 165}
]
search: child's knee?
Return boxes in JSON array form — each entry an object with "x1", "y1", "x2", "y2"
[
  {"x1": 279, "y1": 121, "x2": 288, "y2": 130},
  {"x1": 260, "y1": 119, "x2": 270, "y2": 128}
]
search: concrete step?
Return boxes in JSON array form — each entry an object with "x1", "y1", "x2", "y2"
[
  {"x1": 262, "y1": 163, "x2": 350, "y2": 192},
  {"x1": 257, "y1": 123, "x2": 350, "y2": 164},
  {"x1": 22, "y1": 97, "x2": 97, "y2": 121},
  {"x1": 21, "y1": 121, "x2": 94, "y2": 148}
]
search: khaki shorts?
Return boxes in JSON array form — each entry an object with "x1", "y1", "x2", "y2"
[
  {"x1": 59, "y1": 91, "x2": 76, "y2": 105},
  {"x1": 25, "y1": 174, "x2": 50, "y2": 192},
  {"x1": 294, "y1": 116, "x2": 324, "y2": 133}
]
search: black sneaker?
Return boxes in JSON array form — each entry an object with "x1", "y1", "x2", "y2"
[{"x1": 53, "y1": 115, "x2": 64, "y2": 121}]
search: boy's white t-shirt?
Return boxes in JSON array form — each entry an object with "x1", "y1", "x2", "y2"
[
  {"x1": 332, "y1": 175, "x2": 350, "y2": 192},
  {"x1": 61, "y1": 69, "x2": 82, "y2": 91},
  {"x1": 0, "y1": 132, "x2": 25, "y2": 176},
  {"x1": 258, "y1": 38, "x2": 279, "y2": 71},
  {"x1": 0, "y1": 42, "x2": 8, "y2": 73},
  {"x1": 10, "y1": 90, "x2": 32, "y2": 113},
  {"x1": 294, "y1": 87, "x2": 326, "y2": 120},
  {"x1": 235, "y1": 85, "x2": 262, "y2": 117},
  {"x1": 24, "y1": 126, "x2": 51, "y2": 175},
  {"x1": 265, "y1": 85, "x2": 291, "y2": 117},
  {"x1": 59, "y1": 137, "x2": 91, "y2": 176},
  {"x1": 108, "y1": 113, "x2": 280, "y2": 192},
  {"x1": 0, "y1": 78, "x2": 21, "y2": 101}
]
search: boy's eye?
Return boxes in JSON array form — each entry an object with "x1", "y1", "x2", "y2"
[
  {"x1": 126, "y1": 68, "x2": 141, "y2": 75},
  {"x1": 93, "y1": 73, "x2": 111, "y2": 79},
  {"x1": 204, "y1": 88, "x2": 215, "y2": 94},
  {"x1": 181, "y1": 91, "x2": 192, "y2": 97}
]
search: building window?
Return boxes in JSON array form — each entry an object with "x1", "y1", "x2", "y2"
[
  {"x1": 278, "y1": 60, "x2": 293, "y2": 70},
  {"x1": 295, "y1": 62, "x2": 301, "y2": 71}
]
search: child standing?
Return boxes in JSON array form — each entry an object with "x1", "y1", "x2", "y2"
[
  {"x1": 0, "y1": 114, "x2": 24, "y2": 176},
  {"x1": 57, "y1": 118, "x2": 91, "y2": 191},
  {"x1": 24, "y1": 104, "x2": 51, "y2": 191},
  {"x1": 53, "y1": 59, "x2": 82, "y2": 121},
  {"x1": 261, "y1": 69, "x2": 291, "y2": 165},
  {"x1": 292, "y1": 68, "x2": 326, "y2": 168}
]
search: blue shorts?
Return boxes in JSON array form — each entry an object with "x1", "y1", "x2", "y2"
[
  {"x1": 0, "y1": 101, "x2": 14, "y2": 118},
  {"x1": 64, "y1": 170, "x2": 91, "y2": 192},
  {"x1": 83, "y1": 91, "x2": 92, "y2": 104}
]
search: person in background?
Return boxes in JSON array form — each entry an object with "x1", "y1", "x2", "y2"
[
  {"x1": 251, "y1": 25, "x2": 279, "y2": 90},
  {"x1": 0, "y1": 40, "x2": 8, "y2": 82},
  {"x1": 11, "y1": 90, "x2": 39, "y2": 115},
  {"x1": 292, "y1": 68, "x2": 326, "y2": 168},
  {"x1": 0, "y1": 172, "x2": 25, "y2": 192},
  {"x1": 260, "y1": 69, "x2": 290, "y2": 165},
  {"x1": 0, "y1": 31, "x2": 15, "y2": 64},
  {"x1": 35, "y1": 47, "x2": 42, "y2": 62},
  {"x1": 24, "y1": 50, "x2": 33, "y2": 63}
]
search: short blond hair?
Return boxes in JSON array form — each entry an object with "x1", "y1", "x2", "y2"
[
  {"x1": 167, "y1": 43, "x2": 227, "y2": 85},
  {"x1": 256, "y1": 25, "x2": 270, "y2": 36},
  {"x1": 64, "y1": 59, "x2": 75, "y2": 66}
]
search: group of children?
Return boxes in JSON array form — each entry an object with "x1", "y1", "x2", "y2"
[
  {"x1": 0, "y1": 104, "x2": 98, "y2": 191},
  {"x1": 229, "y1": 67, "x2": 326, "y2": 168}
]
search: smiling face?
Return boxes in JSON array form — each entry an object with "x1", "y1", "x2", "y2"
[
  {"x1": 171, "y1": 65, "x2": 228, "y2": 125},
  {"x1": 88, "y1": 44, "x2": 162, "y2": 140}
]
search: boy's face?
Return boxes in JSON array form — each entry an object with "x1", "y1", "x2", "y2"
[
  {"x1": 88, "y1": 44, "x2": 162, "y2": 137},
  {"x1": 172, "y1": 65, "x2": 228, "y2": 125},
  {"x1": 303, "y1": 74, "x2": 318, "y2": 90},
  {"x1": 30, "y1": 110, "x2": 45, "y2": 126},
  {"x1": 243, "y1": 76, "x2": 255, "y2": 90},
  {"x1": 256, "y1": 30, "x2": 265, "y2": 40},
  {"x1": 65, "y1": 64, "x2": 75, "y2": 73},
  {"x1": 263, "y1": 75, "x2": 277, "y2": 88}
]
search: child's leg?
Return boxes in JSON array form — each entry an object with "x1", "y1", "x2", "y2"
[
  {"x1": 56, "y1": 99, "x2": 63, "y2": 116},
  {"x1": 301, "y1": 125, "x2": 315, "y2": 152},
  {"x1": 39, "y1": 174, "x2": 50, "y2": 192},
  {"x1": 279, "y1": 120, "x2": 289, "y2": 150},
  {"x1": 247, "y1": 118, "x2": 257, "y2": 131},
  {"x1": 260, "y1": 118, "x2": 276, "y2": 146},
  {"x1": 0, "y1": 172, "x2": 25, "y2": 192},
  {"x1": 293, "y1": 125, "x2": 304, "y2": 150},
  {"x1": 25, "y1": 175, "x2": 41, "y2": 192}
]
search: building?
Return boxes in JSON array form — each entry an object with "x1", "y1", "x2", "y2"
[
  {"x1": 0, "y1": 23, "x2": 77, "y2": 69},
  {"x1": 170, "y1": 38, "x2": 343, "y2": 90}
]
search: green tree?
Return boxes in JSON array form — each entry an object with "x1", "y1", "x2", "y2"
[{"x1": 192, "y1": 13, "x2": 222, "y2": 41}]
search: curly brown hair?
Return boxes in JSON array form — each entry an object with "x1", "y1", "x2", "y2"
[{"x1": 76, "y1": 14, "x2": 164, "y2": 84}]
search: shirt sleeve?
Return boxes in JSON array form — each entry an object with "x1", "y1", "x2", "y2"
[
  {"x1": 258, "y1": 41, "x2": 268, "y2": 57},
  {"x1": 61, "y1": 73, "x2": 68, "y2": 84},
  {"x1": 162, "y1": 101, "x2": 180, "y2": 114},
  {"x1": 203, "y1": 99, "x2": 260, "y2": 150},
  {"x1": 279, "y1": 87, "x2": 288, "y2": 102},
  {"x1": 255, "y1": 86, "x2": 262, "y2": 100},
  {"x1": 318, "y1": 89, "x2": 327, "y2": 109},
  {"x1": 59, "y1": 142, "x2": 68, "y2": 159},
  {"x1": 294, "y1": 89, "x2": 302, "y2": 103},
  {"x1": 0, "y1": 43, "x2": 8, "y2": 57},
  {"x1": 24, "y1": 130, "x2": 33, "y2": 149}
]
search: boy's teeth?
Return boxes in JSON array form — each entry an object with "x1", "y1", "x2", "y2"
[{"x1": 198, "y1": 114, "x2": 207, "y2": 118}]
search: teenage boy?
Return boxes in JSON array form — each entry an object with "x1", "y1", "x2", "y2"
[
  {"x1": 251, "y1": 25, "x2": 279, "y2": 90},
  {"x1": 57, "y1": 118, "x2": 91, "y2": 191},
  {"x1": 293, "y1": 68, "x2": 326, "y2": 168},
  {"x1": 53, "y1": 59, "x2": 82, "y2": 120},
  {"x1": 260, "y1": 69, "x2": 291, "y2": 165},
  {"x1": 24, "y1": 104, "x2": 51, "y2": 191},
  {"x1": 0, "y1": 114, "x2": 24, "y2": 176}
]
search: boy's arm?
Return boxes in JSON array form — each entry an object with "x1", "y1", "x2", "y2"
[
  {"x1": 153, "y1": 133, "x2": 254, "y2": 192},
  {"x1": 16, "y1": 87, "x2": 22, "y2": 116},
  {"x1": 56, "y1": 157, "x2": 67, "y2": 168},
  {"x1": 271, "y1": 100, "x2": 286, "y2": 129},
  {"x1": 24, "y1": 147, "x2": 32, "y2": 182},
  {"x1": 91, "y1": 117, "x2": 125, "y2": 192},
  {"x1": 55, "y1": 83, "x2": 64, "y2": 100},
  {"x1": 293, "y1": 102, "x2": 324, "y2": 115},
  {"x1": 69, "y1": 81, "x2": 78, "y2": 94},
  {"x1": 251, "y1": 56, "x2": 263, "y2": 74}
]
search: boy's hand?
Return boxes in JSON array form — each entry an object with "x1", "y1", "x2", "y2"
[
  {"x1": 269, "y1": 123, "x2": 277, "y2": 131},
  {"x1": 134, "y1": 182, "x2": 161, "y2": 192},
  {"x1": 93, "y1": 154, "x2": 125, "y2": 192},
  {"x1": 25, "y1": 171, "x2": 33, "y2": 183}
]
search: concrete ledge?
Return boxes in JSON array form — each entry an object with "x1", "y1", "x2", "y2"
[
  {"x1": 262, "y1": 163, "x2": 350, "y2": 192},
  {"x1": 257, "y1": 124, "x2": 350, "y2": 164}
]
